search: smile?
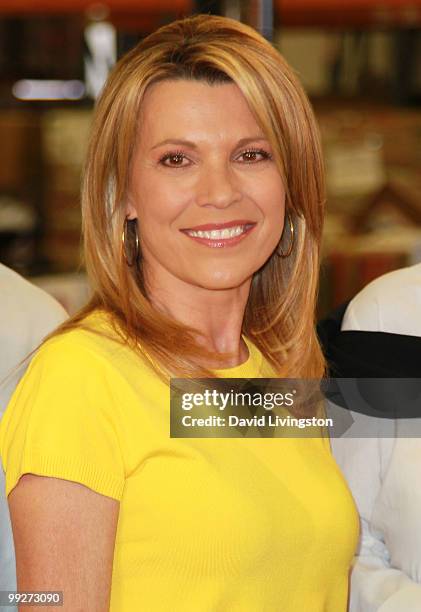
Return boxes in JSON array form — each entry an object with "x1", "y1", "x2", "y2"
[{"x1": 181, "y1": 221, "x2": 256, "y2": 248}]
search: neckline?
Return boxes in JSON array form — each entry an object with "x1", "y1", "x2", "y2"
[{"x1": 213, "y1": 336, "x2": 263, "y2": 378}]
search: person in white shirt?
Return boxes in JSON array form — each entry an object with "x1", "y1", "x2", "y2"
[
  {"x1": 0, "y1": 263, "x2": 67, "y2": 591},
  {"x1": 331, "y1": 263, "x2": 421, "y2": 612}
]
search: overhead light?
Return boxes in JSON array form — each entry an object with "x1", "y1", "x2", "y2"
[{"x1": 12, "y1": 80, "x2": 86, "y2": 101}]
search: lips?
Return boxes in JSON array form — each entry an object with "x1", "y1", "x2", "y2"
[{"x1": 181, "y1": 219, "x2": 256, "y2": 231}]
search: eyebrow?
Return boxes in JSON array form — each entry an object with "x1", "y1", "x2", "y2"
[{"x1": 150, "y1": 136, "x2": 269, "y2": 151}]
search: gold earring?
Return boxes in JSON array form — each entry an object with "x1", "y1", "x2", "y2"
[
  {"x1": 122, "y1": 218, "x2": 140, "y2": 267},
  {"x1": 276, "y1": 211, "x2": 294, "y2": 258}
]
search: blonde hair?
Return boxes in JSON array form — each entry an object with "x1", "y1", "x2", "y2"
[{"x1": 49, "y1": 13, "x2": 326, "y2": 381}]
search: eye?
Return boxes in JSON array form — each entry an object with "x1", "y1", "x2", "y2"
[
  {"x1": 159, "y1": 150, "x2": 191, "y2": 168},
  {"x1": 237, "y1": 148, "x2": 273, "y2": 164}
]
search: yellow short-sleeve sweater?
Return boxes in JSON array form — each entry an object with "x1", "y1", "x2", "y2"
[{"x1": 0, "y1": 310, "x2": 358, "y2": 611}]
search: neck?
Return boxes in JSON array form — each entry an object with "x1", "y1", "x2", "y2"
[{"x1": 144, "y1": 267, "x2": 251, "y2": 368}]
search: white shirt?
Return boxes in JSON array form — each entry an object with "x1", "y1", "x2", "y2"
[
  {"x1": 0, "y1": 264, "x2": 68, "y2": 591},
  {"x1": 331, "y1": 263, "x2": 421, "y2": 611}
]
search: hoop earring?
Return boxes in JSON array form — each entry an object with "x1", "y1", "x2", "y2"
[
  {"x1": 276, "y1": 211, "x2": 294, "y2": 258},
  {"x1": 122, "y1": 218, "x2": 140, "y2": 267}
]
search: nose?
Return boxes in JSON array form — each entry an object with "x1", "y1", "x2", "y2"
[{"x1": 195, "y1": 160, "x2": 242, "y2": 209}]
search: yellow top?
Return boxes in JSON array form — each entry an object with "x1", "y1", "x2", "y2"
[{"x1": 0, "y1": 310, "x2": 358, "y2": 612}]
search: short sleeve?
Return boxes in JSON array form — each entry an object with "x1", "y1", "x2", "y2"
[{"x1": 0, "y1": 335, "x2": 126, "y2": 501}]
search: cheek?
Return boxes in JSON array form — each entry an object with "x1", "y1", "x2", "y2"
[
  {"x1": 261, "y1": 189, "x2": 286, "y2": 233},
  {"x1": 136, "y1": 185, "x2": 186, "y2": 230},
  {"x1": 253, "y1": 174, "x2": 285, "y2": 210}
]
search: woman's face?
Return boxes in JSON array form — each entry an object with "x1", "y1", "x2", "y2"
[{"x1": 127, "y1": 79, "x2": 286, "y2": 294}]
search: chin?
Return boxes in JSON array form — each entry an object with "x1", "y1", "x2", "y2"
[{"x1": 194, "y1": 270, "x2": 251, "y2": 291}]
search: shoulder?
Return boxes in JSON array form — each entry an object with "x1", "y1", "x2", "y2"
[
  {"x1": 21, "y1": 309, "x2": 152, "y2": 395},
  {"x1": 28, "y1": 313, "x2": 126, "y2": 380},
  {"x1": 0, "y1": 264, "x2": 67, "y2": 322},
  {"x1": 342, "y1": 264, "x2": 421, "y2": 334},
  {"x1": 0, "y1": 265, "x2": 69, "y2": 410},
  {"x1": 0, "y1": 317, "x2": 129, "y2": 458},
  {"x1": 0, "y1": 317, "x2": 128, "y2": 501},
  {"x1": 0, "y1": 264, "x2": 68, "y2": 363}
]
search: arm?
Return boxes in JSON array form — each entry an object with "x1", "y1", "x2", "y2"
[
  {"x1": 347, "y1": 437, "x2": 421, "y2": 612},
  {"x1": 350, "y1": 518, "x2": 421, "y2": 612},
  {"x1": 9, "y1": 474, "x2": 119, "y2": 612},
  {"x1": 333, "y1": 425, "x2": 421, "y2": 612},
  {"x1": 0, "y1": 337, "x2": 127, "y2": 609}
]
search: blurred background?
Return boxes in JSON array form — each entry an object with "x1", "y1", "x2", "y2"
[{"x1": 0, "y1": 0, "x2": 420, "y2": 316}]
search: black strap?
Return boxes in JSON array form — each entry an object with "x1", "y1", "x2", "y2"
[{"x1": 318, "y1": 302, "x2": 421, "y2": 377}]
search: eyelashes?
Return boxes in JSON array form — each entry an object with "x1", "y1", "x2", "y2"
[
  {"x1": 158, "y1": 150, "x2": 186, "y2": 167},
  {"x1": 238, "y1": 148, "x2": 273, "y2": 163},
  {"x1": 158, "y1": 147, "x2": 273, "y2": 168}
]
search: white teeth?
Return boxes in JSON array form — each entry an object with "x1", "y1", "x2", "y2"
[{"x1": 186, "y1": 225, "x2": 248, "y2": 239}]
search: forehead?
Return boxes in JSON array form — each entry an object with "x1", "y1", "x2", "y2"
[{"x1": 138, "y1": 79, "x2": 265, "y2": 144}]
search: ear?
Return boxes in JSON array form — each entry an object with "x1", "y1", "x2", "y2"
[{"x1": 125, "y1": 198, "x2": 138, "y2": 221}]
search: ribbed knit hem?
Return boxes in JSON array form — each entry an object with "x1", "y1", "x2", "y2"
[{"x1": 5, "y1": 451, "x2": 124, "y2": 501}]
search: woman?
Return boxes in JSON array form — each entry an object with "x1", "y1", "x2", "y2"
[{"x1": 0, "y1": 14, "x2": 358, "y2": 611}]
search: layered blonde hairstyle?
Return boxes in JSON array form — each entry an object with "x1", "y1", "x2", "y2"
[{"x1": 50, "y1": 13, "x2": 326, "y2": 381}]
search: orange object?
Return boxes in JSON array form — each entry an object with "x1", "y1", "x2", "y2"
[
  {"x1": 279, "y1": 0, "x2": 420, "y2": 8},
  {"x1": 0, "y1": 0, "x2": 191, "y2": 14}
]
